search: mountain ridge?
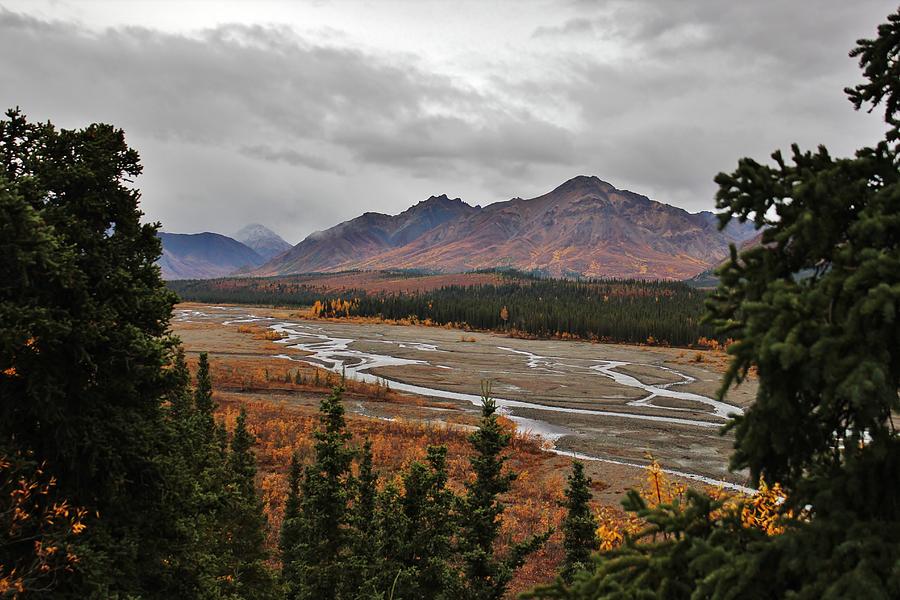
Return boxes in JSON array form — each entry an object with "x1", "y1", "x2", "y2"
[{"x1": 253, "y1": 176, "x2": 757, "y2": 280}]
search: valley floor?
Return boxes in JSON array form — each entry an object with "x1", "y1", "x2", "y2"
[
  {"x1": 172, "y1": 302, "x2": 757, "y2": 594},
  {"x1": 173, "y1": 303, "x2": 756, "y2": 486}
]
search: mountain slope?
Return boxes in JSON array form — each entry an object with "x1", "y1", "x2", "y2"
[
  {"x1": 233, "y1": 223, "x2": 293, "y2": 260},
  {"x1": 254, "y1": 195, "x2": 479, "y2": 276},
  {"x1": 685, "y1": 229, "x2": 765, "y2": 287},
  {"x1": 255, "y1": 176, "x2": 759, "y2": 280},
  {"x1": 157, "y1": 232, "x2": 265, "y2": 280}
]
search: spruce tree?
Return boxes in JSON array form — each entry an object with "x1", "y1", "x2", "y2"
[
  {"x1": 559, "y1": 461, "x2": 599, "y2": 582},
  {"x1": 220, "y1": 407, "x2": 278, "y2": 599},
  {"x1": 0, "y1": 109, "x2": 188, "y2": 596},
  {"x1": 348, "y1": 440, "x2": 380, "y2": 594},
  {"x1": 194, "y1": 352, "x2": 216, "y2": 435},
  {"x1": 283, "y1": 385, "x2": 357, "y2": 600},
  {"x1": 280, "y1": 451, "x2": 303, "y2": 588},
  {"x1": 355, "y1": 440, "x2": 378, "y2": 541},
  {"x1": 458, "y1": 384, "x2": 549, "y2": 600},
  {"x1": 168, "y1": 347, "x2": 193, "y2": 422},
  {"x1": 372, "y1": 481, "x2": 406, "y2": 595},
  {"x1": 391, "y1": 445, "x2": 460, "y2": 599}
]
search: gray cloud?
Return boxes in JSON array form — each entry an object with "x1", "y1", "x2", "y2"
[
  {"x1": 532, "y1": 17, "x2": 595, "y2": 38},
  {"x1": 239, "y1": 144, "x2": 345, "y2": 174},
  {"x1": 0, "y1": 1, "x2": 894, "y2": 241}
]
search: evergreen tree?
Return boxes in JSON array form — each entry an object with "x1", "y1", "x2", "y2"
[
  {"x1": 283, "y1": 385, "x2": 357, "y2": 600},
  {"x1": 559, "y1": 461, "x2": 599, "y2": 582},
  {"x1": 458, "y1": 383, "x2": 550, "y2": 600},
  {"x1": 156, "y1": 346, "x2": 214, "y2": 598},
  {"x1": 168, "y1": 347, "x2": 193, "y2": 422},
  {"x1": 372, "y1": 481, "x2": 406, "y2": 596},
  {"x1": 221, "y1": 407, "x2": 279, "y2": 599},
  {"x1": 194, "y1": 351, "x2": 216, "y2": 434},
  {"x1": 348, "y1": 440, "x2": 380, "y2": 594},
  {"x1": 355, "y1": 440, "x2": 378, "y2": 541},
  {"x1": 392, "y1": 445, "x2": 460, "y2": 599},
  {"x1": 0, "y1": 108, "x2": 188, "y2": 596},
  {"x1": 280, "y1": 451, "x2": 303, "y2": 587}
]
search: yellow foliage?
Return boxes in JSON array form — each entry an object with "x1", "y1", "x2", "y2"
[
  {"x1": 595, "y1": 505, "x2": 642, "y2": 551},
  {"x1": 641, "y1": 457, "x2": 686, "y2": 506},
  {"x1": 735, "y1": 477, "x2": 790, "y2": 536},
  {"x1": 594, "y1": 460, "x2": 793, "y2": 556}
]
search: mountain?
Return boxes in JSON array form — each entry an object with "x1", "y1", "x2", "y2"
[
  {"x1": 253, "y1": 176, "x2": 761, "y2": 280},
  {"x1": 233, "y1": 223, "x2": 293, "y2": 260},
  {"x1": 254, "y1": 195, "x2": 478, "y2": 275},
  {"x1": 157, "y1": 232, "x2": 265, "y2": 280}
]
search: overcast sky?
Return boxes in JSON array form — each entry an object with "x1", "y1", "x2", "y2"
[{"x1": 0, "y1": 1, "x2": 893, "y2": 243}]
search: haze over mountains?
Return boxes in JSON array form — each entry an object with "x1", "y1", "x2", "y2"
[
  {"x1": 253, "y1": 176, "x2": 757, "y2": 280},
  {"x1": 157, "y1": 232, "x2": 265, "y2": 280},
  {"x1": 158, "y1": 225, "x2": 292, "y2": 279}
]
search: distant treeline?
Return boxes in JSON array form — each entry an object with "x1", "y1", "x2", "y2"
[
  {"x1": 167, "y1": 277, "x2": 368, "y2": 306},
  {"x1": 338, "y1": 279, "x2": 712, "y2": 346},
  {"x1": 170, "y1": 272, "x2": 715, "y2": 346}
]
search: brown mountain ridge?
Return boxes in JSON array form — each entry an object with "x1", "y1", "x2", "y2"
[{"x1": 253, "y1": 176, "x2": 757, "y2": 280}]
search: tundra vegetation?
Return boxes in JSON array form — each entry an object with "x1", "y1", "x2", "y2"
[{"x1": 3, "y1": 7, "x2": 900, "y2": 599}]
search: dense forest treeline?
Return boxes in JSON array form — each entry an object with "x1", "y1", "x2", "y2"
[
  {"x1": 334, "y1": 278, "x2": 713, "y2": 346},
  {"x1": 170, "y1": 274, "x2": 716, "y2": 346},
  {"x1": 168, "y1": 276, "x2": 357, "y2": 307}
]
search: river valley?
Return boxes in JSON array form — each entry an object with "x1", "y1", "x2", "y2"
[{"x1": 173, "y1": 304, "x2": 757, "y2": 491}]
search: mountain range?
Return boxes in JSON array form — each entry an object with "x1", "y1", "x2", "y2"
[
  {"x1": 252, "y1": 176, "x2": 756, "y2": 280},
  {"x1": 158, "y1": 176, "x2": 758, "y2": 281}
]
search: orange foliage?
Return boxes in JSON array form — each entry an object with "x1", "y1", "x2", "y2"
[{"x1": 0, "y1": 455, "x2": 87, "y2": 598}]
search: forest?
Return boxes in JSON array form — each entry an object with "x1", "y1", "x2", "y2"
[
  {"x1": 170, "y1": 274, "x2": 716, "y2": 347},
  {"x1": 3, "y1": 7, "x2": 900, "y2": 599}
]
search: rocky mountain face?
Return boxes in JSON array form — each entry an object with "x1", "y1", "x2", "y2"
[
  {"x1": 157, "y1": 232, "x2": 265, "y2": 280},
  {"x1": 233, "y1": 223, "x2": 293, "y2": 260},
  {"x1": 253, "y1": 176, "x2": 759, "y2": 280}
]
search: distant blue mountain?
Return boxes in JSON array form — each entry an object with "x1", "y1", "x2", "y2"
[{"x1": 157, "y1": 231, "x2": 265, "y2": 280}]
